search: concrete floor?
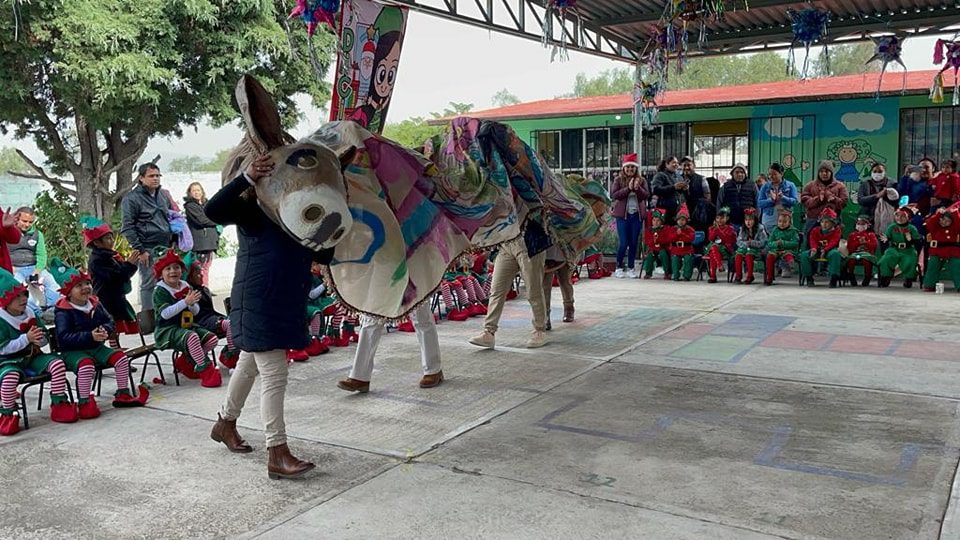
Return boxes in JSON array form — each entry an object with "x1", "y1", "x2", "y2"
[{"x1": 3, "y1": 274, "x2": 959, "y2": 539}]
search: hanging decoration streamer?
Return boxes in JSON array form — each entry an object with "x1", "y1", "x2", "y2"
[
  {"x1": 931, "y1": 38, "x2": 960, "y2": 106},
  {"x1": 633, "y1": 80, "x2": 662, "y2": 129},
  {"x1": 290, "y1": 0, "x2": 341, "y2": 36},
  {"x1": 643, "y1": 24, "x2": 687, "y2": 87},
  {"x1": 542, "y1": 0, "x2": 580, "y2": 62},
  {"x1": 786, "y1": 7, "x2": 830, "y2": 79},
  {"x1": 866, "y1": 34, "x2": 907, "y2": 98}
]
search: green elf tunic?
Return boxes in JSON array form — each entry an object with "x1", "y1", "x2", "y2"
[
  {"x1": 153, "y1": 280, "x2": 214, "y2": 360},
  {"x1": 306, "y1": 273, "x2": 335, "y2": 318},
  {"x1": 0, "y1": 309, "x2": 65, "y2": 414},
  {"x1": 766, "y1": 226, "x2": 800, "y2": 257},
  {"x1": 879, "y1": 223, "x2": 920, "y2": 279}
]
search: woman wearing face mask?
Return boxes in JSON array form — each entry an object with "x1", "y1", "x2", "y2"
[
  {"x1": 858, "y1": 163, "x2": 898, "y2": 236},
  {"x1": 650, "y1": 156, "x2": 682, "y2": 223}
]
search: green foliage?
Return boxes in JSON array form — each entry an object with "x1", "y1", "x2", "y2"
[
  {"x1": 0, "y1": 147, "x2": 30, "y2": 175},
  {"x1": 814, "y1": 43, "x2": 882, "y2": 77},
  {"x1": 33, "y1": 191, "x2": 84, "y2": 267},
  {"x1": 217, "y1": 235, "x2": 239, "y2": 258},
  {"x1": 430, "y1": 102, "x2": 475, "y2": 119},
  {"x1": 382, "y1": 117, "x2": 444, "y2": 149},
  {"x1": 566, "y1": 68, "x2": 634, "y2": 97},
  {"x1": 491, "y1": 89, "x2": 521, "y2": 107},
  {"x1": 668, "y1": 52, "x2": 790, "y2": 90},
  {"x1": 168, "y1": 148, "x2": 234, "y2": 173}
]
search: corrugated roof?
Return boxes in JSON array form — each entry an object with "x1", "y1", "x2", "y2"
[{"x1": 463, "y1": 70, "x2": 948, "y2": 122}]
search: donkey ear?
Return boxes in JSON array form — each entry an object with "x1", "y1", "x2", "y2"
[
  {"x1": 236, "y1": 75, "x2": 286, "y2": 152},
  {"x1": 338, "y1": 145, "x2": 357, "y2": 172}
]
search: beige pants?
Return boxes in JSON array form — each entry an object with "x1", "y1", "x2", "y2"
[
  {"x1": 220, "y1": 349, "x2": 289, "y2": 448},
  {"x1": 543, "y1": 264, "x2": 574, "y2": 319},
  {"x1": 484, "y1": 237, "x2": 547, "y2": 334},
  {"x1": 350, "y1": 302, "x2": 441, "y2": 381}
]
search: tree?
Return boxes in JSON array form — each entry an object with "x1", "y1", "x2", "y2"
[
  {"x1": 814, "y1": 42, "x2": 881, "y2": 77},
  {"x1": 382, "y1": 117, "x2": 444, "y2": 149},
  {"x1": 566, "y1": 68, "x2": 634, "y2": 97},
  {"x1": 668, "y1": 52, "x2": 790, "y2": 90},
  {"x1": 491, "y1": 89, "x2": 521, "y2": 107},
  {"x1": 0, "y1": 147, "x2": 31, "y2": 175},
  {"x1": 168, "y1": 156, "x2": 209, "y2": 173},
  {"x1": 0, "y1": 0, "x2": 336, "y2": 219}
]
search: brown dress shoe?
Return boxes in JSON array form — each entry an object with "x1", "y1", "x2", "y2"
[
  {"x1": 210, "y1": 414, "x2": 253, "y2": 453},
  {"x1": 562, "y1": 303, "x2": 574, "y2": 323},
  {"x1": 419, "y1": 371, "x2": 444, "y2": 388},
  {"x1": 267, "y1": 443, "x2": 315, "y2": 480},
  {"x1": 337, "y1": 378, "x2": 370, "y2": 393}
]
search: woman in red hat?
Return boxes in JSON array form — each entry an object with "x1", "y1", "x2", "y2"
[{"x1": 610, "y1": 153, "x2": 649, "y2": 278}]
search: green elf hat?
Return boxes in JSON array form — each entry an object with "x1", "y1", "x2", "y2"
[
  {"x1": 0, "y1": 268, "x2": 27, "y2": 309},
  {"x1": 80, "y1": 215, "x2": 112, "y2": 246},
  {"x1": 58, "y1": 266, "x2": 92, "y2": 297},
  {"x1": 181, "y1": 252, "x2": 202, "y2": 273},
  {"x1": 717, "y1": 206, "x2": 731, "y2": 216},
  {"x1": 650, "y1": 207, "x2": 667, "y2": 221},
  {"x1": 47, "y1": 257, "x2": 74, "y2": 287},
  {"x1": 856, "y1": 214, "x2": 872, "y2": 224},
  {"x1": 372, "y1": 6, "x2": 404, "y2": 37}
]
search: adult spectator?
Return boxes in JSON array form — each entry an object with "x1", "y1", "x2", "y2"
[
  {"x1": 650, "y1": 156, "x2": 682, "y2": 222},
  {"x1": 716, "y1": 163, "x2": 758, "y2": 229},
  {"x1": 120, "y1": 163, "x2": 172, "y2": 331},
  {"x1": 610, "y1": 153, "x2": 648, "y2": 278},
  {"x1": 897, "y1": 158, "x2": 935, "y2": 217},
  {"x1": 757, "y1": 163, "x2": 798, "y2": 233},
  {"x1": 8, "y1": 207, "x2": 60, "y2": 309},
  {"x1": 756, "y1": 174, "x2": 768, "y2": 189},
  {"x1": 800, "y1": 160, "x2": 849, "y2": 236},
  {"x1": 679, "y1": 156, "x2": 713, "y2": 231},
  {"x1": 183, "y1": 182, "x2": 220, "y2": 287},
  {"x1": 858, "y1": 163, "x2": 898, "y2": 227},
  {"x1": 0, "y1": 207, "x2": 20, "y2": 273}
]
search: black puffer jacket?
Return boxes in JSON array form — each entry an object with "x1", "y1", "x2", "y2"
[
  {"x1": 183, "y1": 198, "x2": 220, "y2": 253},
  {"x1": 120, "y1": 184, "x2": 172, "y2": 251},
  {"x1": 716, "y1": 180, "x2": 759, "y2": 226}
]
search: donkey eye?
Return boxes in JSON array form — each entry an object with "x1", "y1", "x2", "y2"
[
  {"x1": 297, "y1": 155, "x2": 319, "y2": 169},
  {"x1": 287, "y1": 148, "x2": 320, "y2": 169}
]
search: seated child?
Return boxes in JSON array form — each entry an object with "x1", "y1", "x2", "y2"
[
  {"x1": 734, "y1": 208, "x2": 767, "y2": 284},
  {"x1": 845, "y1": 215, "x2": 879, "y2": 287},
  {"x1": 669, "y1": 204, "x2": 696, "y2": 281},
  {"x1": 152, "y1": 250, "x2": 221, "y2": 387},
  {"x1": 764, "y1": 209, "x2": 800, "y2": 286},
  {"x1": 182, "y1": 253, "x2": 242, "y2": 368},
  {"x1": 54, "y1": 268, "x2": 149, "y2": 418},
  {"x1": 641, "y1": 208, "x2": 673, "y2": 280},
  {"x1": 922, "y1": 204, "x2": 960, "y2": 293},
  {"x1": 83, "y1": 217, "x2": 141, "y2": 343},
  {"x1": 304, "y1": 260, "x2": 334, "y2": 356},
  {"x1": 329, "y1": 304, "x2": 359, "y2": 349},
  {"x1": 0, "y1": 269, "x2": 77, "y2": 435},
  {"x1": 440, "y1": 256, "x2": 488, "y2": 322},
  {"x1": 800, "y1": 208, "x2": 843, "y2": 288},
  {"x1": 879, "y1": 206, "x2": 921, "y2": 288},
  {"x1": 705, "y1": 207, "x2": 736, "y2": 283}
]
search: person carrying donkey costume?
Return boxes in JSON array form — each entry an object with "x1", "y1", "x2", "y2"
[
  {"x1": 879, "y1": 206, "x2": 921, "y2": 288},
  {"x1": 53, "y1": 267, "x2": 149, "y2": 418},
  {"x1": 641, "y1": 208, "x2": 674, "y2": 279},
  {"x1": 734, "y1": 208, "x2": 767, "y2": 284},
  {"x1": 764, "y1": 209, "x2": 800, "y2": 286},
  {"x1": 152, "y1": 249, "x2": 222, "y2": 387},
  {"x1": 304, "y1": 260, "x2": 335, "y2": 356},
  {"x1": 670, "y1": 204, "x2": 696, "y2": 281},
  {"x1": 845, "y1": 215, "x2": 880, "y2": 287},
  {"x1": 922, "y1": 203, "x2": 960, "y2": 292},
  {"x1": 800, "y1": 208, "x2": 844, "y2": 288},
  {"x1": 0, "y1": 268, "x2": 77, "y2": 435},
  {"x1": 705, "y1": 207, "x2": 736, "y2": 283},
  {"x1": 182, "y1": 253, "x2": 244, "y2": 368},
  {"x1": 83, "y1": 216, "x2": 141, "y2": 343}
]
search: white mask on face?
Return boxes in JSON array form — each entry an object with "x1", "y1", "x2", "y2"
[
  {"x1": 910, "y1": 172, "x2": 921, "y2": 181},
  {"x1": 871, "y1": 172, "x2": 885, "y2": 181},
  {"x1": 856, "y1": 224, "x2": 868, "y2": 232}
]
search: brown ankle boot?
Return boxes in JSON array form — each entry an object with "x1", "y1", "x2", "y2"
[
  {"x1": 210, "y1": 414, "x2": 253, "y2": 453},
  {"x1": 562, "y1": 303, "x2": 574, "y2": 323},
  {"x1": 267, "y1": 443, "x2": 315, "y2": 480}
]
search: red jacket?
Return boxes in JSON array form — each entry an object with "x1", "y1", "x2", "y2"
[
  {"x1": 846, "y1": 231, "x2": 878, "y2": 256},
  {"x1": 708, "y1": 224, "x2": 737, "y2": 253},
  {"x1": 669, "y1": 225, "x2": 696, "y2": 256},
  {"x1": 925, "y1": 210, "x2": 960, "y2": 258},
  {"x1": 808, "y1": 225, "x2": 842, "y2": 252},
  {"x1": 0, "y1": 223, "x2": 21, "y2": 272},
  {"x1": 644, "y1": 225, "x2": 674, "y2": 252},
  {"x1": 931, "y1": 172, "x2": 960, "y2": 202}
]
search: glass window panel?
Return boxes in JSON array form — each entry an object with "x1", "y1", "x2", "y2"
[
  {"x1": 537, "y1": 131, "x2": 560, "y2": 170},
  {"x1": 561, "y1": 129, "x2": 583, "y2": 171}
]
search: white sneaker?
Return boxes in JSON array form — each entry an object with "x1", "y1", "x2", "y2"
[
  {"x1": 781, "y1": 267, "x2": 793, "y2": 279},
  {"x1": 653, "y1": 267, "x2": 665, "y2": 276},
  {"x1": 614, "y1": 268, "x2": 625, "y2": 279},
  {"x1": 526, "y1": 330, "x2": 548, "y2": 348},
  {"x1": 626, "y1": 268, "x2": 638, "y2": 279},
  {"x1": 469, "y1": 331, "x2": 495, "y2": 349}
]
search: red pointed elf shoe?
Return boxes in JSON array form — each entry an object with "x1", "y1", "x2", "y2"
[
  {"x1": 347, "y1": 330, "x2": 359, "y2": 343},
  {"x1": 113, "y1": 385, "x2": 150, "y2": 408},
  {"x1": 0, "y1": 414, "x2": 20, "y2": 436},
  {"x1": 286, "y1": 349, "x2": 310, "y2": 362},
  {"x1": 219, "y1": 348, "x2": 240, "y2": 370},
  {"x1": 319, "y1": 335, "x2": 335, "y2": 348},
  {"x1": 506, "y1": 289, "x2": 518, "y2": 301},
  {"x1": 601, "y1": 267, "x2": 612, "y2": 277},
  {"x1": 78, "y1": 398, "x2": 101, "y2": 420},
  {"x1": 199, "y1": 364, "x2": 223, "y2": 388},
  {"x1": 49, "y1": 401, "x2": 79, "y2": 423},
  {"x1": 397, "y1": 320, "x2": 415, "y2": 332},
  {"x1": 447, "y1": 308, "x2": 470, "y2": 322},
  {"x1": 588, "y1": 269, "x2": 603, "y2": 279},
  {"x1": 331, "y1": 333, "x2": 350, "y2": 347},
  {"x1": 304, "y1": 337, "x2": 329, "y2": 357},
  {"x1": 468, "y1": 303, "x2": 487, "y2": 316},
  {"x1": 570, "y1": 273, "x2": 580, "y2": 284},
  {"x1": 173, "y1": 353, "x2": 201, "y2": 380}
]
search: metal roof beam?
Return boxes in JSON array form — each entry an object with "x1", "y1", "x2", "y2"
[{"x1": 592, "y1": 0, "x2": 796, "y2": 27}]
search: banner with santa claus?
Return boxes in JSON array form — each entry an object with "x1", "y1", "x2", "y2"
[{"x1": 329, "y1": 1, "x2": 409, "y2": 134}]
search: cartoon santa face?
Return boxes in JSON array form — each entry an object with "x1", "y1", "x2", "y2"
[{"x1": 360, "y1": 40, "x2": 375, "y2": 81}]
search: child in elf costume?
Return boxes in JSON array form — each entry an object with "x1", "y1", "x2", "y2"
[
  {"x1": 328, "y1": 304, "x2": 359, "y2": 348},
  {"x1": 879, "y1": 206, "x2": 921, "y2": 288},
  {"x1": 82, "y1": 217, "x2": 141, "y2": 341},
  {"x1": 844, "y1": 215, "x2": 879, "y2": 287},
  {"x1": 304, "y1": 260, "x2": 336, "y2": 355},
  {"x1": 53, "y1": 267, "x2": 149, "y2": 418},
  {"x1": 922, "y1": 204, "x2": 960, "y2": 292},
  {"x1": 181, "y1": 253, "x2": 244, "y2": 368},
  {"x1": 152, "y1": 249, "x2": 222, "y2": 387},
  {"x1": 0, "y1": 268, "x2": 77, "y2": 435},
  {"x1": 642, "y1": 208, "x2": 673, "y2": 280},
  {"x1": 705, "y1": 207, "x2": 736, "y2": 283},
  {"x1": 764, "y1": 209, "x2": 800, "y2": 286},
  {"x1": 669, "y1": 204, "x2": 696, "y2": 281},
  {"x1": 930, "y1": 159, "x2": 959, "y2": 211},
  {"x1": 439, "y1": 257, "x2": 488, "y2": 322},
  {"x1": 800, "y1": 208, "x2": 844, "y2": 288},
  {"x1": 734, "y1": 208, "x2": 767, "y2": 284}
]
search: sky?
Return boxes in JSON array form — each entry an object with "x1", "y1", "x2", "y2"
[{"x1": 0, "y1": 12, "x2": 950, "y2": 165}]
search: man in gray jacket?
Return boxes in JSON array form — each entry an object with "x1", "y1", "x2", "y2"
[{"x1": 120, "y1": 163, "x2": 172, "y2": 331}]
